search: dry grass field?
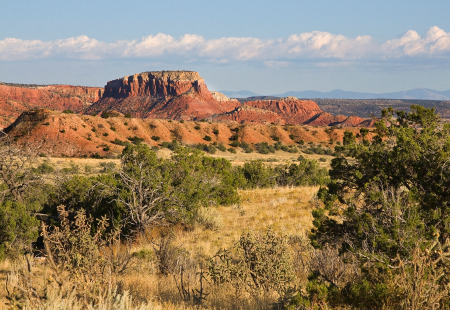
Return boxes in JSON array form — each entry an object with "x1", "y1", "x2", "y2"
[
  {"x1": 43, "y1": 147, "x2": 333, "y2": 172},
  {"x1": 0, "y1": 186, "x2": 320, "y2": 309}
]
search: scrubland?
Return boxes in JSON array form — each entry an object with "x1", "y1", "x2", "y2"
[
  {"x1": 0, "y1": 186, "x2": 319, "y2": 310},
  {"x1": 1, "y1": 105, "x2": 450, "y2": 309}
]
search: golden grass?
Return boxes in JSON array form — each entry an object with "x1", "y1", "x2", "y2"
[
  {"x1": 123, "y1": 186, "x2": 319, "y2": 309},
  {"x1": 0, "y1": 186, "x2": 319, "y2": 309},
  {"x1": 46, "y1": 148, "x2": 332, "y2": 171},
  {"x1": 175, "y1": 186, "x2": 317, "y2": 257}
]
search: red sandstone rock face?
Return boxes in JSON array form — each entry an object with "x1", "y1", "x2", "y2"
[
  {"x1": 213, "y1": 105, "x2": 285, "y2": 125},
  {"x1": 0, "y1": 83, "x2": 103, "y2": 127},
  {"x1": 87, "y1": 71, "x2": 240, "y2": 120},
  {"x1": 103, "y1": 71, "x2": 205, "y2": 98},
  {"x1": 335, "y1": 115, "x2": 365, "y2": 127},
  {"x1": 0, "y1": 71, "x2": 374, "y2": 129},
  {"x1": 305, "y1": 112, "x2": 347, "y2": 126},
  {"x1": 244, "y1": 97, "x2": 323, "y2": 124}
]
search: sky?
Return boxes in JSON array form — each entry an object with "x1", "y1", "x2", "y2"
[{"x1": 1, "y1": 0, "x2": 450, "y2": 94}]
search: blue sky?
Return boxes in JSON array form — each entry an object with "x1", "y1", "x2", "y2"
[{"x1": 1, "y1": 0, "x2": 450, "y2": 94}]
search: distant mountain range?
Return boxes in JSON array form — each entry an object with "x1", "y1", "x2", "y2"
[
  {"x1": 219, "y1": 88, "x2": 450, "y2": 100},
  {"x1": 218, "y1": 90, "x2": 261, "y2": 98}
]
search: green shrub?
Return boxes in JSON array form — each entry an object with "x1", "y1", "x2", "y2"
[
  {"x1": 319, "y1": 157, "x2": 327, "y2": 162},
  {"x1": 229, "y1": 140, "x2": 240, "y2": 147},
  {"x1": 127, "y1": 136, "x2": 145, "y2": 145},
  {"x1": 124, "y1": 113, "x2": 132, "y2": 118},
  {"x1": 193, "y1": 143, "x2": 216, "y2": 154},
  {"x1": 308, "y1": 105, "x2": 450, "y2": 308},
  {"x1": 203, "y1": 135, "x2": 212, "y2": 142},
  {"x1": 161, "y1": 140, "x2": 179, "y2": 151},
  {"x1": 111, "y1": 138, "x2": 130, "y2": 147},
  {"x1": 194, "y1": 125, "x2": 201, "y2": 130},
  {"x1": 287, "y1": 145, "x2": 299, "y2": 153},
  {"x1": 212, "y1": 129, "x2": 219, "y2": 135},
  {"x1": 62, "y1": 109, "x2": 74, "y2": 114},
  {"x1": 101, "y1": 111, "x2": 110, "y2": 119},
  {"x1": 217, "y1": 144, "x2": 227, "y2": 152},
  {"x1": 0, "y1": 200, "x2": 39, "y2": 260},
  {"x1": 240, "y1": 142, "x2": 253, "y2": 153},
  {"x1": 228, "y1": 148, "x2": 237, "y2": 154},
  {"x1": 255, "y1": 142, "x2": 275, "y2": 154},
  {"x1": 99, "y1": 161, "x2": 116, "y2": 172},
  {"x1": 35, "y1": 161, "x2": 54, "y2": 174},
  {"x1": 275, "y1": 159, "x2": 329, "y2": 186},
  {"x1": 151, "y1": 136, "x2": 161, "y2": 141},
  {"x1": 238, "y1": 160, "x2": 276, "y2": 189}
]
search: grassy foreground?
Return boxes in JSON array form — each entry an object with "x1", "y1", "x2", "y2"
[{"x1": 0, "y1": 186, "x2": 319, "y2": 309}]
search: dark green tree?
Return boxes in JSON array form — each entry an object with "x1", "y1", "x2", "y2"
[{"x1": 309, "y1": 105, "x2": 450, "y2": 308}]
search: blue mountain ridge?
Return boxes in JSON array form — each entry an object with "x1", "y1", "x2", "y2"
[{"x1": 219, "y1": 88, "x2": 450, "y2": 100}]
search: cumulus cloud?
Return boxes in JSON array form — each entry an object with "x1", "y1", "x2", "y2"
[
  {"x1": 1, "y1": 27, "x2": 450, "y2": 63},
  {"x1": 381, "y1": 26, "x2": 450, "y2": 57}
]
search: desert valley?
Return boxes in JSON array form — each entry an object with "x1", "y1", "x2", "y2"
[{"x1": 0, "y1": 70, "x2": 449, "y2": 310}]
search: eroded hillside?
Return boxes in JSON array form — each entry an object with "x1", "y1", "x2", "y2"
[{"x1": 5, "y1": 109, "x2": 369, "y2": 157}]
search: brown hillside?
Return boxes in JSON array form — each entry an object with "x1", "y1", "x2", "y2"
[
  {"x1": 244, "y1": 97, "x2": 323, "y2": 124},
  {"x1": 5, "y1": 109, "x2": 371, "y2": 157},
  {"x1": 0, "y1": 83, "x2": 103, "y2": 128},
  {"x1": 213, "y1": 105, "x2": 285, "y2": 125}
]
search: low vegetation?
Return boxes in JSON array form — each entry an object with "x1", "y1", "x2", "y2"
[{"x1": 0, "y1": 104, "x2": 449, "y2": 309}]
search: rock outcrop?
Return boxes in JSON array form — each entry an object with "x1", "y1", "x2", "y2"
[
  {"x1": 244, "y1": 97, "x2": 323, "y2": 124},
  {"x1": 87, "y1": 71, "x2": 240, "y2": 120},
  {"x1": 0, "y1": 71, "x2": 374, "y2": 129},
  {"x1": 0, "y1": 83, "x2": 103, "y2": 127},
  {"x1": 304, "y1": 112, "x2": 347, "y2": 126},
  {"x1": 103, "y1": 71, "x2": 205, "y2": 98},
  {"x1": 213, "y1": 104, "x2": 285, "y2": 125}
]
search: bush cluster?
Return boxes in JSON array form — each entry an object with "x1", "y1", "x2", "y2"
[
  {"x1": 192, "y1": 143, "x2": 216, "y2": 154},
  {"x1": 236, "y1": 159, "x2": 329, "y2": 189}
]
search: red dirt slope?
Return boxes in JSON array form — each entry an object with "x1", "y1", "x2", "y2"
[
  {"x1": 5, "y1": 109, "x2": 372, "y2": 157},
  {"x1": 0, "y1": 83, "x2": 103, "y2": 128}
]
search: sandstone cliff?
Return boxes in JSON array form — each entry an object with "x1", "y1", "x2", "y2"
[
  {"x1": 0, "y1": 83, "x2": 103, "y2": 127},
  {"x1": 87, "y1": 71, "x2": 240, "y2": 120},
  {"x1": 213, "y1": 104, "x2": 286, "y2": 125},
  {"x1": 244, "y1": 97, "x2": 323, "y2": 124}
]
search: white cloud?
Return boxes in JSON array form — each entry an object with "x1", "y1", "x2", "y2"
[
  {"x1": 381, "y1": 26, "x2": 450, "y2": 57},
  {"x1": 1, "y1": 27, "x2": 450, "y2": 63}
]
